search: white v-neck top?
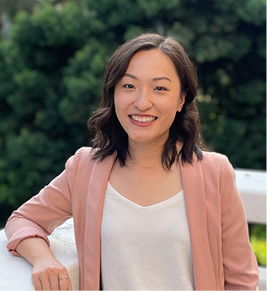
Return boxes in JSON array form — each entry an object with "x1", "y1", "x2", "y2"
[{"x1": 101, "y1": 182, "x2": 195, "y2": 290}]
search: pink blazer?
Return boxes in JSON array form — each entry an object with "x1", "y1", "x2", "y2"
[{"x1": 5, "y1": 147, "x2": 259, "y2": 290}]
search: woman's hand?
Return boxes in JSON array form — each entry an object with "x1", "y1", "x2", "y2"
[
  {"x1": 32, "y1": 259, "x2": 72, "y2": 290},
  {"x1": 16, "y1": 237, "x2": 72, "y2": 290}
]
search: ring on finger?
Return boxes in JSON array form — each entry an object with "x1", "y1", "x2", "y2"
[{"x1": 59, "y1": 275, "x2": 68, "y2": 280}]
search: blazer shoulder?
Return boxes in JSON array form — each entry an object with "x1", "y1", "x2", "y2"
[
  {"x1": 65, "y1": 147, "x2": 94, "y2": 169},
  {"x1": 65, "y1": 147, "x2": 116, "y2": 187},
  {"x1": 64, "y1": 147, "x2": 96, "y2": 186},
  {"x1": 200, "y1": 151, "x2": 234, "y2": 176},
  {"x1": 201, "y1": 151, "x2": 229, "y2": 165}
]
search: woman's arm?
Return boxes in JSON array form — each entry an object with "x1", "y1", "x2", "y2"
[
  {"x1": 16, "y1": 237, "x2": 72, "y2": 290},
  {"x1": 220, "y1": 157, "x2": 259, "y2": 290},
  {"x1": 5, "y1": 148, "x2": 84, "y2": 290},
  {"x1": 5, "y1": 148, "x2": 83, "y2": 254}
]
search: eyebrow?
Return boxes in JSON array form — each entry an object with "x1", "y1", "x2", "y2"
[{"x1": 124, "y1": 73, "x2": 172, "y2": 82}]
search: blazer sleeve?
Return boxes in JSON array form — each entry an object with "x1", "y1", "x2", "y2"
[
  {"x1": 220, "y1": 156, "x2": 259, "y2": 290},
  {"x1": 5, "y1": 147, "x2": 84, "y2": 256}
]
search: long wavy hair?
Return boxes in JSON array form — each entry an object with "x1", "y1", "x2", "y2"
[{"x1": 88, "y1": 33, "x2": 204, "y2": 169}]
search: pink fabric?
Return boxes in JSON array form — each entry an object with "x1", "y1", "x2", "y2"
[{"x1": 5, "y1": 146, "x2": 259, "y2": 290}]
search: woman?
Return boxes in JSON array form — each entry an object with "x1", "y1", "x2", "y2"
[{"x1": 5, "y1": 33, "x2": 258, "y2": 290}]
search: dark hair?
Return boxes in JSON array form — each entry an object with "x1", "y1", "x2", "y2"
[{"x1": 88, "y1": 33, "x2": 204, "y2": 169}]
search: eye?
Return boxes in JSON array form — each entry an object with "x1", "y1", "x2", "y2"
[
  {"x1": 154, "y1": 86, "x2": 167, "y2": 91},
  {"x1": 123, "y1": 84, "x2": 135, "y2": 89}
]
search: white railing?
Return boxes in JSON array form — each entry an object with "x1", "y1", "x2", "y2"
[
  {"x1": 0, "y1": 169, "x2": 266, "y2": 290},
  {"x1": 235, "y1": 169, "x2": 266, "y2": 224},
  {"x1": 234, "y1": 169, "x2": 266, "y2": 291},
  {"x1": 0, "y1": 218, "x2": 79, "y2": 290}
]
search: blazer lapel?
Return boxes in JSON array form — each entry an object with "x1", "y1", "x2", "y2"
[
  {"x1": 180, "y1": 156, "x2": 217, "y2": 290},
  {"x1": 84, "y1": 154, "x2": 116, "y2": 290}
]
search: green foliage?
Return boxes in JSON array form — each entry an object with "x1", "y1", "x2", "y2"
[
  {"x1": 251, "y1": 238, "x2": 266, "y2": 266},
  {"x1": 250, "y1": 225, "x2": 266, "y2": 266},
  {"x1": 0, "y1": 2, "x2": 109, "y2": 224},
  {"x1": 0, "y1": 0, "x2": 265, "y2": 237}
]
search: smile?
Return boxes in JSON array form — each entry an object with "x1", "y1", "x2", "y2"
[{"x1": 130, "y1": 115, "x2": 157, "y2": 123}]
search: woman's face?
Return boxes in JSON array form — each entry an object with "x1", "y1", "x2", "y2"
[{"x1": 114, "y1": 49, "x2": 185, "y2": 146}]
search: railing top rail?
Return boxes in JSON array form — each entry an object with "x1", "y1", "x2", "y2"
[{"x1": 235, "y1": 169, "x2": 266, "y2": 224}]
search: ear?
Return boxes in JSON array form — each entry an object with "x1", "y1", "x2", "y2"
[{"x1": 177, "y1": 91, "x2": 186, "y2": 112}]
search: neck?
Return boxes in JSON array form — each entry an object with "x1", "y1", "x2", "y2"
[{"x1": 127, "y1": 142, "x2": 164, "y2": 169}]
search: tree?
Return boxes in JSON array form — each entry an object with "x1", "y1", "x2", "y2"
[
  {"x1": 0, "y1": 2, "x2": 110, "y2": 222},
  {"x1": 0, "y1": 0, "x2": 265, "y2": 226}
]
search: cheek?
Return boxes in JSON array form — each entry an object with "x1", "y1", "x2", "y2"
[
  {"x1": 114, "y1": 95, "x2": 124, "y2": 117},
  {"x1": 114, "y1": 92, "x2": 127, "y2": 125},
  {"x1": 114, "y1": 88, "x2": 122, "y2": 112},
  {"x1": 114, "y1": 89, "x2": 132, "y2": 113},
  {"x1": 168, "y1": 111, "x2": 178, "y2": 127},
  {"x1": 161, "y1": 101, "x2": 180, "y2": 125}
]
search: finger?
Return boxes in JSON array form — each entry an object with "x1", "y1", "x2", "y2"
[
  {"x1": 32, "y1": 275, "x2": 42, "y2": 291},
  {"x1": 49, "y1": 274, "x2": 60, "y2": 291},
  {"x1": 40, "y1": 276, "x2": 52, "y2": 291},
  {"x1": 32, "y1": 273, "x2": 42, "y2": 290},
  {"x1": 59, "y1": 274, "x2": 72, "y2": 290},
  {"x1": 67, "y1": 277, "x2": 73, "y2": 290}
]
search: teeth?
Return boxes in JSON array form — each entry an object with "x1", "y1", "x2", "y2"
[{"x1": 131, "y1": 115, "x2": 156, "y2": 122}]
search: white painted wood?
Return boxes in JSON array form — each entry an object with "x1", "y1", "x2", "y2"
[
  {"x1": 258, "y1": 266, "x2": 267, "y2": 291},
  {"x1": 0, "y1": 218, "x2": 79, "y2": 290},
  {"x1": 235, "y1": 169, "x2": 266, "y2": 224}
]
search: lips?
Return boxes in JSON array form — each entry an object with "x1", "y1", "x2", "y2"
[{"x1": 130, "y1": 115, "x2": 157, "y2": 123}]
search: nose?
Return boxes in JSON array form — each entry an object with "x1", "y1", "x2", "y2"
[{"x1": 134, "y1": 88, "x2": 153, "y2": 111}]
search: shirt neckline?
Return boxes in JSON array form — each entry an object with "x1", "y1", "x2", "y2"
[{"x1": 107, "y1": 182, "x2": 184, "y2": 210}]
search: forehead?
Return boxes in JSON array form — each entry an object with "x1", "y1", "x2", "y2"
[{"x1": 126, "y1": 49, "x2": 178, "y2": 77}]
